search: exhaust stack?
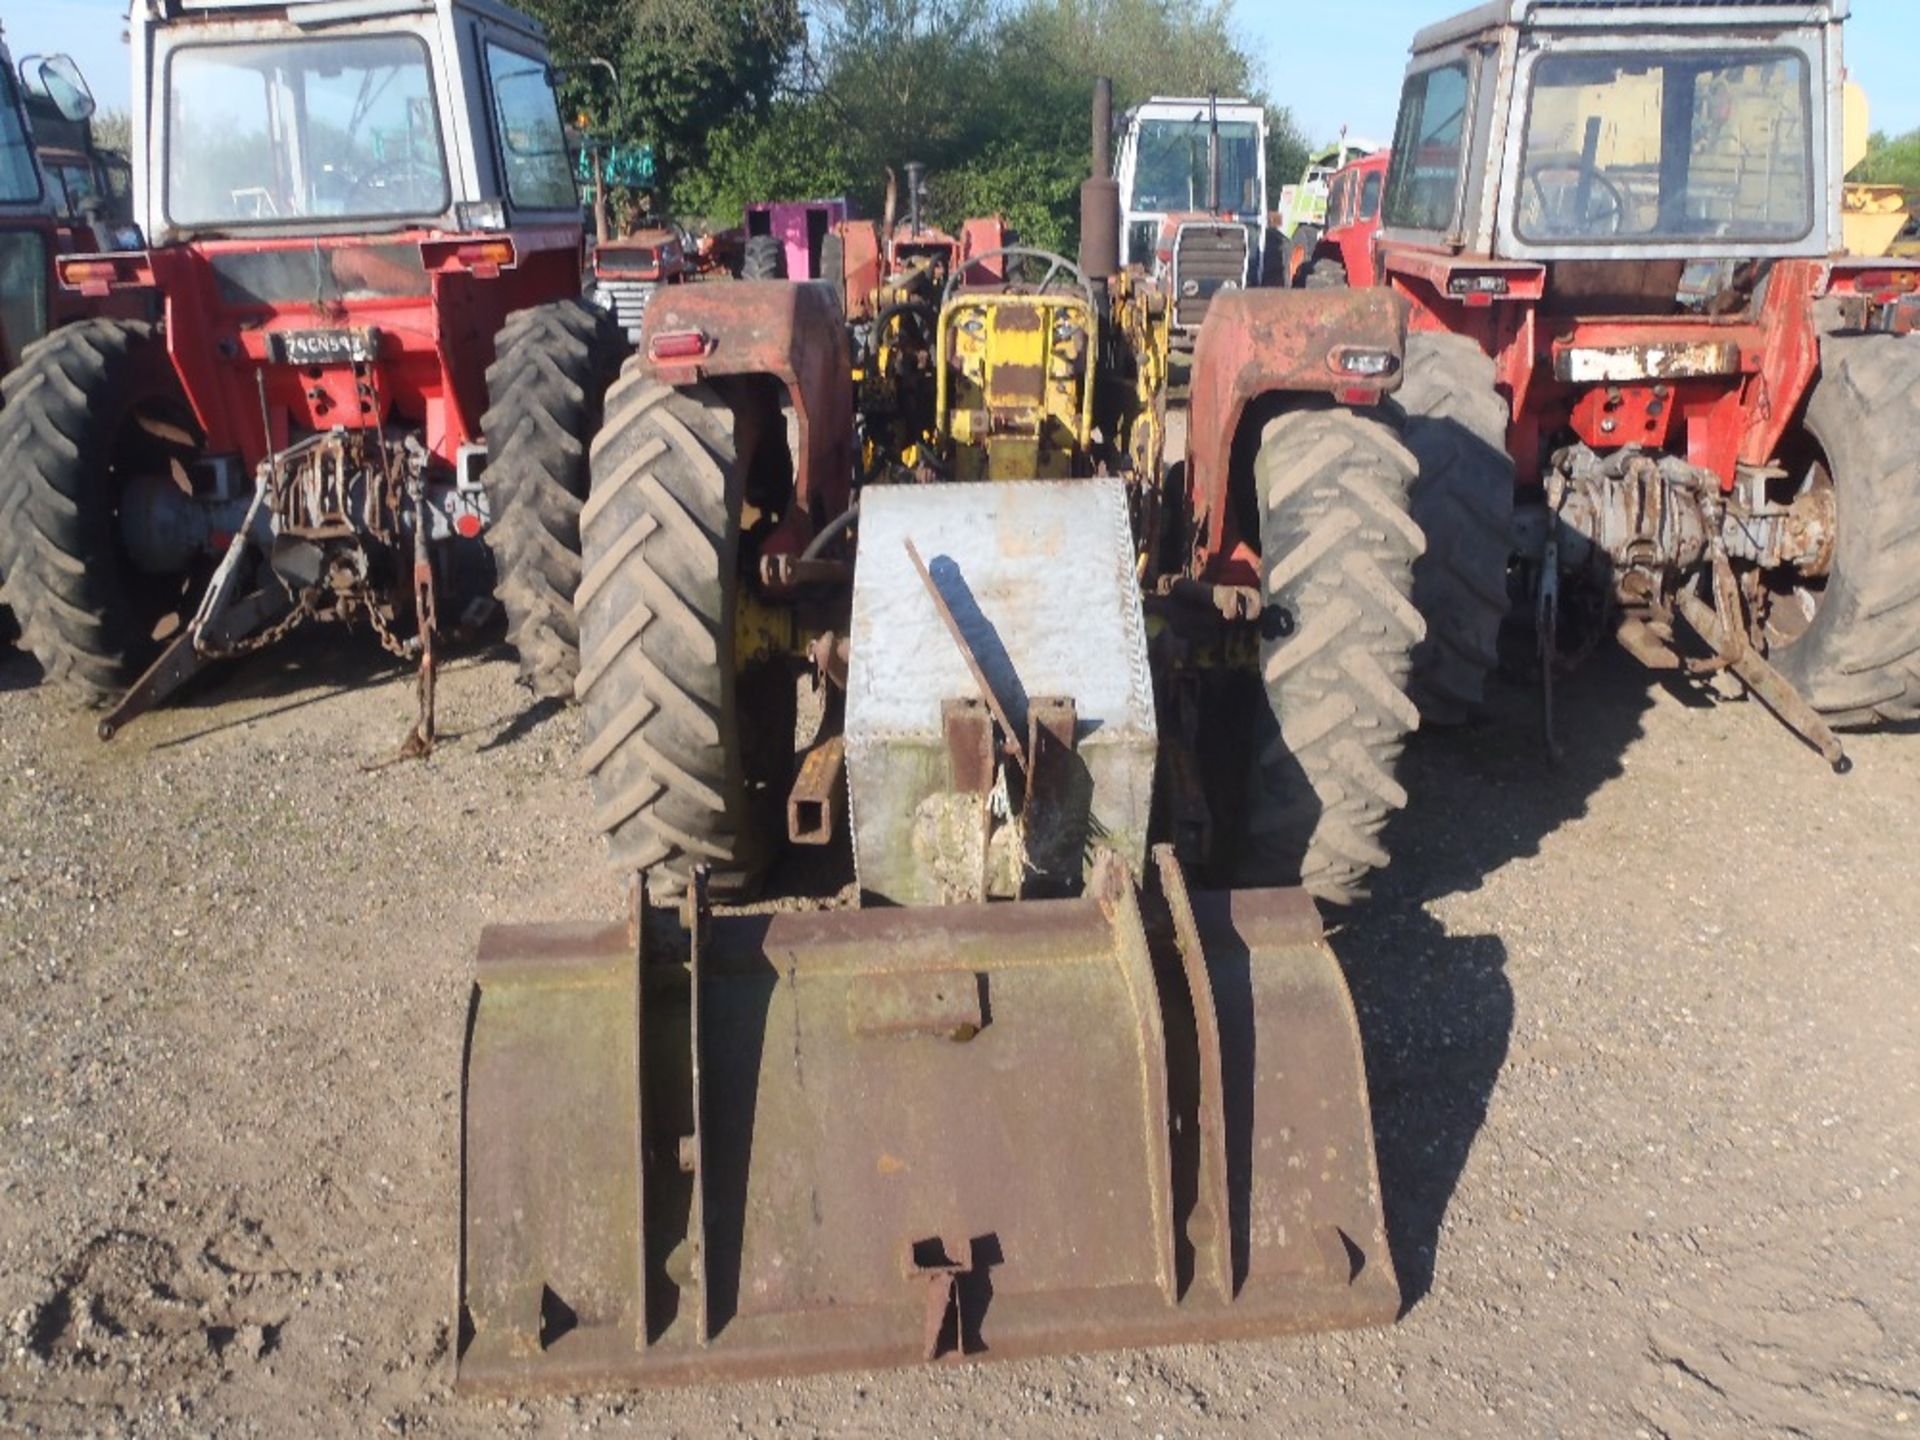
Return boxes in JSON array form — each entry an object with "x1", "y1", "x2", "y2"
[
  {"x1": 1079, "y1": 77, "x2": 1120, "y2": 278},
  {"x1": 1206, "y1": 92, "x2": 1221, "y2": 214}
]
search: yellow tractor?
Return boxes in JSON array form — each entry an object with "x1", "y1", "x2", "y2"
[{"x1": 460, "y1": 80, "x2": 1423, "y2": 1392}]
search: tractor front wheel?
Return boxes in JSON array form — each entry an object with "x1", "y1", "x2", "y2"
[
  {"x1": 1241, "y1": 403, "x2": 1425, "y2": 905},
  {"x1": 1768, "y1": 335, "x2": 1920, "y2": 726},
  {"x1": 576, "y1": 369, "x2": 783, "y2": 898},
  {"x1": 1393, "y1": 332, "x2": 1516, "y2": 724},
  {"x1": 479, "y1": 298, "x2": 622, "y2": 698},
  {"x1": 0, "y1": 320, "x2": 200, "y2": 704}
]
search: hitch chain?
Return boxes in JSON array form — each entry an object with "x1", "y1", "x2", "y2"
[{"x1": 195, "y1": 586, "x2": 316, "y2": 659}]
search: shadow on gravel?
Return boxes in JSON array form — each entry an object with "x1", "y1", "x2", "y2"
[
  {"x1": 479, "y1": 693, "x2": 567, "y2": 751},
  {"x1": 1333, "y1": 904, "x2": 1509, "y2": 1313},
  {"x1": 1331, "y1": 641, "x2": 1659, "y2": 1310},
  {"x1": 1385, "y1": 641, "x2": 1660, "y2": 907},
  {"x1": 0, "y1": 644, "x2": 43, "y2": 692},
  {"x1": 132, "y1": 631, "x2": 513, "y2": 747}
]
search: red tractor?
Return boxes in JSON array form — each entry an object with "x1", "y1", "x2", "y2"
[
  {"x1": 0, "y1": 0, "x2": 619, "y2": 741},
  {"x1": 0, "y1": 43, "x2": 129, "y2": 376},
  {"x1": 0, "y1": 38, "x2": 150, "y2": 643},
  {"x1": 1355, "y1": 0, "x2": 1920, "y2": 760},
  {"x1": 1292, "y1": 150, "x2": 1389, "y2": 290},
  {"x1": 589, "y1": 223, "x2": 694, "y2": 345}
]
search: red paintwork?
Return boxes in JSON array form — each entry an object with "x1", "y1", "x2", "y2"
[
  {"x1": 596, "y1": 226, "x2": 689, "y2": 285},
  {"x1": 60, "y1": 228, "x2": 582, "y2": 474},
  {"x1": 1308, "y1": 152, "x2": 1390, "y2": 287},
  {"x1": 637, "y1": 279, "x2": 853, "y2": 549},
  {"x1": 834, "y1": 220, "x2": 884, "y2": 319},
  {"x1": 0, "y1": 216, "x2": 148, "y2": 370},
  {"x1": 1184, "y1": 287, "x2": 1410, "y2": 581},
  {"x1": 1374, "y1": 240, "x2": 1847, "y2": 492},
  {"x1": 1352, "y1": 172, "x2": 1920, "y2": 492}
]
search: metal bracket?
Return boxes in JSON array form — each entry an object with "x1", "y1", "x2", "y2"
[
  {"x1": 788, "y1": 735, "x2": 847, "y2": 845},
  {"x1": 905, "y1": 1236, "x2": 977, "y2": 1361}
]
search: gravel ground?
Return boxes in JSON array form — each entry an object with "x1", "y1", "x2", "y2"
[{"x1": 1, "y1": 631, "x2": 1915, "y2": 1439}]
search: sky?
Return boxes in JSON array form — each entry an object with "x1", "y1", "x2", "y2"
[{"x1": 7, "y1": 0, "x2": 1919, "y2": 149}]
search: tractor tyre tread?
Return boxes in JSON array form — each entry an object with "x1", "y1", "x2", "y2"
[
  {"x1": 741, "y1": 234, "x2": 786, "y2": 280},
  {"x1": 0, "y1": 319, "x2": 172, "y2": 704},
  {"x1": 575, "y1": 369, "x2": 768, "y2": 898},
  {"x1": 1773, "y1": 334, "x2": 1920, "y2": 726},
  {"x1": 480, "y1": 298, "x2": 622, "y2": 698},
  {"x1": 1247, "y1": 404, "x2": 1425, "y2": 906},
  {"x1": 1303, "y1": 256, "x2": 1348, "y2": 289},
  {"x1": 1392, "y1": 331, "x2": 1515, "y2": 724}
]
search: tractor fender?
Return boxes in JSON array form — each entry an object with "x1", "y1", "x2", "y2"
[
  {"x1": 636, "y1": 280, "x2": 853, "y2": 528},
  {"x1": 1185, "y1": 287, "x2": 1409, "y2": 570}
]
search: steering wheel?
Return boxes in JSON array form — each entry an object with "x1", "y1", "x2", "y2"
[
  {"x1": 942, "y1": 246, "x2": 1095, "y2": 308},
  {"x1": 1522, "y1": 154, "x2": 1627, "y2": 238},
  {"x1": 347, "y1": 158, "x2": 445, "y2": 213}
]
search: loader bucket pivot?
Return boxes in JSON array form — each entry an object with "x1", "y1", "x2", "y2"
[{"x1": 457, "y1": 851, "x2": 1398, "y2": 1393}]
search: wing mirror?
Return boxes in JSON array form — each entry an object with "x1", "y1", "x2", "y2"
[{"x1": 31, "y1": 54, "x2": 96, "y2": 124}]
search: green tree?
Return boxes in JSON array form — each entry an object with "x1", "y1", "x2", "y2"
[
  {"x1": 90, "y1": 109, "x2": 132, "y2": 158},
  {"x1": 528, "y1": 0, "x2": 803, "y2": 188},
  {"x1": 1853, "y1": 128, "x2": 1920, "y2": 190}
]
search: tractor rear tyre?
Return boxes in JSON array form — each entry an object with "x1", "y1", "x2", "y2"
[
  {"x1": 1769, "y1": 334, "x2": 1920, "y2": 726},
  {"x1": 741, "y1": 234, "x2": 786, "y2": 280},
  {"x1": 1303, "y1": 256, "x2": 1348, "y2": 289},
  {"x1": 1242, "y1": 403, "x2": 1425, "y2": 906},
  {"x1": 0, "y1": 319, "x2": 199, "y2": 704},
  {"x1": 1283, "y1": 225, "x2": 1322, "y2": 287},
  {"x1": 1393, "y1": 332, "x2": 1515, "y2": 724},
  {"x1": 576, "y1": 368, "x2": 777, "y2": 898},
  {"x1": 480, "y1": 298, "x2": 622, "y2": 698}
]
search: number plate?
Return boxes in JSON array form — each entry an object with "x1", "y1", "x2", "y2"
[{"x1": 265, "y1": 328, "x2": 378, "y2": 365}]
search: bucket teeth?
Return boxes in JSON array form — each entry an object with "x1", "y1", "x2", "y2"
[{"x1": 458, "y1": 857, "x2": 1397, "y2": 1393}]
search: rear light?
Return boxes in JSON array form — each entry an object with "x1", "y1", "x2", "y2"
[
  {"x1": 57, "y1": 253, "x2": 153, "y2": 295},
  {"x1": 1331, "y1": 347, "x2": 1398, "y2": 378},
  {"x1": 454, "y1": 513, "x2": 484, "y2": 540},
  {"x1": 1844, "y1": 270, "x2": 1917, "y2": 292},
  {"x1": 648, "y1": 329, "x2": 710, "y2": 362},
  {"x1": 1338, "y1": 386, "x2": 1380, "y2": 407},
  {"x1": 455, "y1": 240, "x2": 515, "y2": 273},
  {"x1": 420, "y1": 236, "x2": 519, "y2": 275}
]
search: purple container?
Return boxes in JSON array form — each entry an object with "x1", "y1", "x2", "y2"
[{"x1": 744, "y1": 198, "x2": 851, "y2": 280}]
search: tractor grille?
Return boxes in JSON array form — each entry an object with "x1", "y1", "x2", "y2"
[
  {"x1": 1171, "y1": 223, "x2": 1251, "y2": 329},
  {"x1": 597, "y1": 279, "x2": 657, "y2": 344}
]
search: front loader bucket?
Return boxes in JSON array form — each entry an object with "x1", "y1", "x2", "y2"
[{"x1": 457, "y1": 854, "x2": 1397, "y2": 1394}]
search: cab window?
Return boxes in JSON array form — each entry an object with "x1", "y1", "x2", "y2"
[
  {"x1": 1385, "y1": 62, "x2": 1469, "y2": 231},
  {"x1": 484, "y1": 43, "x2": 574, "y2": 210},
  {"x1": 1360, "y1": 170, "x2": 1383, "y2": 221}
]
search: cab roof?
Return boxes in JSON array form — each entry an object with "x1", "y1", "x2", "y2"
[{"x1": 1412, "y1": 0, "x2": 1846, "y2": 55}]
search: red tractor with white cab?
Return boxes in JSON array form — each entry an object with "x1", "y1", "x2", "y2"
[
  {"x1": 1363, "y1": 0, "x2": 1920, "y2": 760},
  {"x1": 0, "y1": 0, "x2": 619, "y2": 743}
]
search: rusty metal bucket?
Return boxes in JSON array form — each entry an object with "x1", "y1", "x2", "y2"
[{"x1": 457, "y1": 849, "x2": 1397, "y2": 1393}]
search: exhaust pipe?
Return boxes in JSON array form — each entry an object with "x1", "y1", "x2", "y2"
[
  {"x1": 906, "y1": 160, "x2": 925, "y2": 236},
  {"x1": 1079, "y1": 76, "x2": 1120, "y2": 279},
  {"x1": 1206, "y1": 92, "x2": 1221, "y2": 215}
]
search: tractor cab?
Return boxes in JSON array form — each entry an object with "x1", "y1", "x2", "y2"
[
  {"x1": 1114, "y1": 95, "x2": 1273, "y2": 321},
  {"x1": 0, "y1": 41, "x2": 124, "y2": 369},
  {"x1": 1381, "y1": 0, "x2": 1850, "y2": 309},
  {"x1": 134, "y1": 0, "x2": 578, "y2": 247},
  {"x1": 15, "y1": 52, "x2": 134, "y2": 239}
]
